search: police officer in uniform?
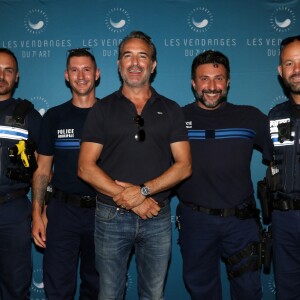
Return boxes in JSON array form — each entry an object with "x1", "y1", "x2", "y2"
[
  {"x1": 176, "y1": 50, "x2": 271, "y2": 300},
  {"x1": 268, "y1": 35, "x2": 300, "y2": 300},
  {"x1": 32, "y1": 48, "x2": 100, "y2": 299},
  {"x1": 0, "y1": 48, "x2": 41, "y2": 299}
]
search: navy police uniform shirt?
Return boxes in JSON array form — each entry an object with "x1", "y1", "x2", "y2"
[
  {"x1": 37, "y1": 100, "x2": 97, "y2": 197},
  {"x1": 177, "y1": 101, "x2": 272, "y2": 209}
]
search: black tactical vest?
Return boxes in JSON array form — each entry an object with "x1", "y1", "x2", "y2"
[
  {"x1": 0, "y1": 99, "x2": 32, "y2": 192},
  {"x1": 269, "y1": 100, "x2": 300, "y2": 197}
]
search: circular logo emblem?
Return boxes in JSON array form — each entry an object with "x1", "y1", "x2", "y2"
[
  {"x1": 267, "y1": 274, "x2": 276, "y2": 294},
  {"x1": 105, "y1": 8, "x2": 130, "y2": 33},
  {"x1": 30, "y1": 268, "x2": 45, "y2": 296},
  {"x1": 269, "y1": 95, "x2": 288, "y2": 110},
  {"x1": 270, "y1": 7, "x2": 296, "y2": 33},
  {"x1": 24, "y1": 9, "x2": 48, "y2": 35},
  {"x1": 30, "y1": 96, "x2": 50, "y2": 116},
  {"x1": 126, "y1": 272, "x2": 133, "y2": 292},
  {"x1": 187, "y1": 7, "x2": 213, "y2": 33}
]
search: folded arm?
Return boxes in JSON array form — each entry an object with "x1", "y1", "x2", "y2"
[
  {"x1": 113, "y1": 141, "x2": 192, "y2": 209},
  {"x1": 78, "y1": 142, "x2": 162, "y2": 219}
]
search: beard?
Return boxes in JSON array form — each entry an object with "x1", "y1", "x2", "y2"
[
  {"x1": 0, "y1": 79, "x2": 12, "y2": 96},
  {"x1": 195, "y1": 88, "x2": 227, "y2": 109},
  {"x1": 283, "y1": 73, "x2": 300, "y2": 95}
]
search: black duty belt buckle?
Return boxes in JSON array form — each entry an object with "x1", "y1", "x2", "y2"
[
  {"x1": 80, "y1": 196, "x2": 96, "y2": 208},
  {"x1": 215, "y1": 209, "x2": 225, "y2": 216},
  {"x1": 281, "y1": 199, "x2": 291, "y2": 210},
  {"x1": 235, "y1": 207, "x2": 249, "y2": 220},
  {"x1": 210, "y1": 207, "x2": 235, "y2": 217},
  {"x1": 220, "y1": 208, "x2": 236, "y2": 217}
]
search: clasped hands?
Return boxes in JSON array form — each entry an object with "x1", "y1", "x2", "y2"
[{"x1": 113, "y1": 180, "x2": 160, "y2": 220}]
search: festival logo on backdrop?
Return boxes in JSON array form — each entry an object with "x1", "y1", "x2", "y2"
[
  {"x1": 270, "y1": 7, "x2": 296, "y2": 33},
  {"x1": 1, "y1": 7, "x2": 74, "y2": 59},
  {"x1": 30, "y1": 268, "x2": 47, "y2": 300},
  {"x1": 30, "y1": 96, "x2": 50, "y2": 116},
  {"x1": 1, "y1": 7, "x2": 71, "y2": 58},
  {"x1": 105, "y1": 7, "x2": 130, "y2": 33},
  {"x1": 6, "y1": 6, "x2": 132, "y2": 60},
  {"x1": 164, "y1": 6, "x2": 236, "y2": 57},
  {"x1": 18, "y1": 8, "x2": 71, "y2": 59},
  {"x1": 269, "y1": 95, "x2": 288, "y2": 110},
  {"x1": 187, "y1": 7, "x2": 213, "y2": 33},
  {"x1": 126, "y1": 272, "x2": 133, "y2": 292},
  {"x1": 267, "y1": 274, "x2": 276, "y2": 295},
  {"x1": 81, "y1": 7, "x2": 130, "y2": 57},
  {"x1": 24, "y1": 9, "x2": 48, "y2": 35},
  {"x1": 245, "y1": 5, "x2": 296, "y2": 57}
]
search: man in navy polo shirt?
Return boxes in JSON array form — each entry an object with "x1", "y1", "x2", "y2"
[{"x1": 78, "y1": 31, "x2": 192, "y2": 299}]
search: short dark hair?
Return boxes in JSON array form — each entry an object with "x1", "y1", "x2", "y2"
[
  {"x1": 118, "y1": 31, "x2": 157, "y2": 61},
  {"x1": 66, "y1": 48, "x2": 97, "y2": 68},
  {"x1": 0, "y1": 48, "x2": 19, "y2": 72},
  {"x1": 191, "y1": 50, "x2": 230, "y2": 80},
  {"x1": 280, "y1": 35, "x2": 300, "y2": 50},
  {"x1": 279, "y1": 35, "x2": 300, "y2": 63}
]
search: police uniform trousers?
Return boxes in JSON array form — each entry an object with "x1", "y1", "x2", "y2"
[
  {"x1": 178, "y1": 204, "x2": 262, "y2": 300},
  {"x1": 272, "y1": 210, "x2": 300, "y2": 300},
  {"x1": 43, "y1": 198, "x2": 99, "y2": 300},
  {"x1": 0, "y1": 196, "x2": 32, "y2": 300}
]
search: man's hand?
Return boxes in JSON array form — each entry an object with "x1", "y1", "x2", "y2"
[
  {"x1": 32, "y1": 211, "x2": 47, "y2": 248},
  {"x1": 113, "y1": 180, "x2": 145, "y2": 209},
  {"x1": 131, "y1": 198, "x2": 161, "y2": 220}
]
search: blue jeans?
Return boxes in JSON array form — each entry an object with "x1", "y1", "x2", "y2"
[
  {"x1": 272, "y1": 210, "x2": 300, "y2": 300},
  {"x1": 95, "y1": 200, "x2": 171, "y2": 300}
]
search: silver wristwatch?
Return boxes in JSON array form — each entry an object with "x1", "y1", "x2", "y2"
[{"x1": 140, "y1": 184, "x2": 151, "y2": 198}]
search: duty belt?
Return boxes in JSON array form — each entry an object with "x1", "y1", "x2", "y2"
[
  {"x1": 184, "y1": 203, "x2": 258, "y2": 219},
  {"x1": 54, "y1": 189, "x2": 96, "y2": 208},
  {"x1": 0, "y1": 188, "x2": 28, "y2": 204},
  {"x1": 273, "y1": 198, "x2": 300, "y2": 210}
]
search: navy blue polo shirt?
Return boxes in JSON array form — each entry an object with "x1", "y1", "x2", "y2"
[{"x1": 81, "y1": 88, "x2": 188, "y2": 205}]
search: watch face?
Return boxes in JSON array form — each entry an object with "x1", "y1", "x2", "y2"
[{"x1": 141, "y1": 186, "x2": 150, "y2": 196}]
